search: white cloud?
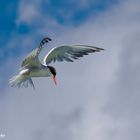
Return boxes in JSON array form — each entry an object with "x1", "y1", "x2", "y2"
[
  {"x1": 16, "y1": 0, "x2": 117, "y2": 28},
  {"x1": 1, "y1": 0, "x2": 140, "y2": 140},
  {"x1": 16, "y1": 0, "x2": 41, "y2": 26},
  {"x1": 17, "y1": 5, "x2": 39, "y2": 25}
]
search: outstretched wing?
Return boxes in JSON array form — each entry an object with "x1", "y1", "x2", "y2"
[
  {"x1": 43, "y1": 45, "x2": 104, "y2": 65},
  {"x1": 21, "y1": 37, "x2": 52, "y2": 68}
]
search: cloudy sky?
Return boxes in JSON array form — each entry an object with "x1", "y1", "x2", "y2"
[{"x1": 0, "y1": 0, "x2": 140, "y2": 139}]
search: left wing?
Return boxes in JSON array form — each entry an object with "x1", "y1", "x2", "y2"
[
  {"x1": 21, "y1": 37, "x2": 51, "y2": 68},
  {"x1": 43, "y1": 45, "x2": 104, "y2": 65}
]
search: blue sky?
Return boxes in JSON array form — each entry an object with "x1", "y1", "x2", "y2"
[
  {"x1": 1, "y1": 0, "x2": 140, "y2": 140},
  {"x1": 1, "y1": 0, "x2": 118, "y2": 60},
  {"x1": 0, "y1": 0, "x2": 118, "y2": 89}
]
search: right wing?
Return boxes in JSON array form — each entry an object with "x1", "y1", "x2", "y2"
[
  {"x1": 21, "y1": 37, "x2": 52, "y2": 68},
  {"x1": 43, "y1": 45, "x2": 104, "y2": 65}
]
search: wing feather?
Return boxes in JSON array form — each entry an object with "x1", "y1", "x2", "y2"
[
  {"x1": 21, "y1": 37, "x2": 51, "y2": 68},
  {"x1": 44, "y1": 45, "x2": 104, "y2": 65}
]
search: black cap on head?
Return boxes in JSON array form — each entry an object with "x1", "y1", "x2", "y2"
[{"x1": 47, "y1": 66, "x2": 56, "y2": 76}]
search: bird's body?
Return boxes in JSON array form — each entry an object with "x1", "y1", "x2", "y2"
[
  {"x1": 29, "y1": 67, "x2": 49, "y2": 77},
  {"x1": 21, "y1": 65, "x2": 50, "y2": 78},
  {"x1": 10, "y1": 37, "x2": 104, "y2": 88}
]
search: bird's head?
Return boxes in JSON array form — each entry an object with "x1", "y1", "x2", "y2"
[{"x1": 47, "y1": 66, "x2": 57, "y2": 85}]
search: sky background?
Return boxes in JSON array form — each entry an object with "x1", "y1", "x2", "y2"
[{"x1": 0, "y1": 0, "x2": 140, "y2": 139}]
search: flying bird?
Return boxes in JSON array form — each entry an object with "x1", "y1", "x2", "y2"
[{"x1": 10, "y1": 37, "x2": 104, "y2": 89}]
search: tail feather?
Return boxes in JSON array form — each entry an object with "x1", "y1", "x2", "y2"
[{"x1": 9, "y1": 74, "x2": 35, "y2": 89}]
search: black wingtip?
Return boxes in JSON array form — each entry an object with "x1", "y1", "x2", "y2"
[
  {"x1": 95, "y1": 47, "x2": 105, "y2": 51},
  {"x1": 100, "y1": 48, "x2": 105, "y2": 50},
  {"x1": 40, "y1": 37, "x2": 52, "y2": 46},
  {"x1": 43, "y1": 37, "x2": 52, "y2": 42}
]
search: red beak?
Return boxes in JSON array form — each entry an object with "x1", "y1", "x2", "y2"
[{"x1": 52, "y1": 75, "x2": 57, "y2": 85}]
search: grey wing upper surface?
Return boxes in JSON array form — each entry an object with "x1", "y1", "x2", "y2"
[
  {"x1": 21, "y1": 37, "x2": 51, "y2": 68},
  {"x1": 43, "y1": 45, "x2": 104, "y2": 65}
]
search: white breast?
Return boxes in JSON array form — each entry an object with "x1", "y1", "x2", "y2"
[{"x1": 29, "y1": 68, "x2": 51, "y2": 77}]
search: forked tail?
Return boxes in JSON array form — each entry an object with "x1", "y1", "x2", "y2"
[{"x1": 9, "y1": 74, "x2": 35, "y2": 89}]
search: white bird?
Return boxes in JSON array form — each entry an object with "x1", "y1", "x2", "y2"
[{"x1": 9, "y1": 37, "x2": 104, "y2": 89}]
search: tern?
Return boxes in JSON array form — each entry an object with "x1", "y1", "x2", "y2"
[{"x1": 10, "y1": 37, "x2": 104, "y2": 89}]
